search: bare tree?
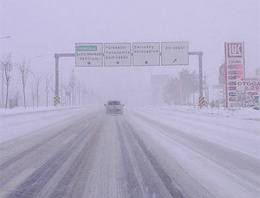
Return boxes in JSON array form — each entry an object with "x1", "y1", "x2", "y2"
[
  {"x1": 1, "y1": 54, "x2": 13, "y2": 108},
  {"x1": 68, "y1": 70, "x2": 76, "y2": 106},
  {"x1": 76, "y1": 80, "x2": 81, "y2": 106},
  {"x1": 31, "y1": 83, "x2": 36, "y2": 109},
  {"x1": 13, "y1": 91, "x2": 20, "y2": 107},
  {"x1": 83, "y1": 87, "x2": 87, "y2": 105},
  {"x1": 65, "y1": 85, "x2": 71, "y2": 106},
  {"x1": 45, "y1": 74, "x2": 53, "y2": 107},
  {"x1": 17, "y1": 60, "x2": 31, "y2": 109},
  {"x1": 60, "y1": 83, "x2": 66, "y2": 106},
  {"x1": 32, "y1": 72, "x2": 42, "y2": 108}
]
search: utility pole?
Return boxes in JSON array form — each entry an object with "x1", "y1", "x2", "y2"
[
  {"x1": 0, "y1": 36, "x2": 11, "y2": 39},
  {"x1": 1, "y1": 67, "x2": 4, "y2": 108},
  {"x1": 204, "y1": 72, "x2": 209, "y2": 106}
]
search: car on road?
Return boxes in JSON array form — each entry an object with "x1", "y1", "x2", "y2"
[{"x1": 105, "y1": 100, "x2": 124, "y2": 115}]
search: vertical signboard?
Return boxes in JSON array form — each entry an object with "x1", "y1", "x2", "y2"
[
  {"x1": 132, "y1": 42, "x2": 160, "y2": 66},
  {"x1": 75, "y1": 43, "x2": 103, "y2": 67},
  {"x1": 236, "y1": 78, "x2": 260, "y2": 106},
  {"x1": 225, "y1": 42, "x2": 245, "y2": 108},
  {"x1": 104, "y1": 43, "x2": 131, "y2": 66}
]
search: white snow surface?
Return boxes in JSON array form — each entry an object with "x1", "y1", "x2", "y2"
[
  {"x1": 0, "y1": 105, "x2": 84, "y2": 116},
  {"x1": 131, "y1": 105, "x2": 260, "y2": 159},
  {"x1": 0, "y1": 105, "x2": 98, "y2": 144},
  {"x1": 0, "y1": 105, "x2": 259, "y2": 197},
  {"x1": 127, "y1": 105, "x2": 260, "y2": 198}
]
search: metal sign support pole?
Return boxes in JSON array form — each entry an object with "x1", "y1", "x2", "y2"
[
  {"x1": 55, "y1": 55, "x2": 59, "y2": 99},
  {"x1": 54, "y1": 53, "x2": 75, "y2": 106},
  {"x1": 189, "y1": 51, "x2": 203, "y2": 98},
  {"x1": 54, "y1": 50, "x2": 203, "y2": 106}
]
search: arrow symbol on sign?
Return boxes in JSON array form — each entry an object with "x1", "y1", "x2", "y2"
[
  {"x1": 173, "y1": 59, "x2": 177, "y2": 63},
  {"x1": 145, "y1": 60, "x2": 148, "y2": 64}
]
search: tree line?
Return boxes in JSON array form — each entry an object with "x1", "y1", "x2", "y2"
[
  {"x1": 1, "y1": 54, "x2": 92, "y2": 109},
  {"x1": 164, "y1": 69, "x2": 199, "y2": 105}
]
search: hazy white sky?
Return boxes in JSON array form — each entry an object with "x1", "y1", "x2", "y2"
[{"x1": 0, "y1": 0, "x2": 259, "y2": 103}]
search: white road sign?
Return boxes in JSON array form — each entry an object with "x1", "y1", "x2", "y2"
[
  {"x1": 132, "y1": 42, "x2": 160, "y2": 66},
  {"x1": 75, "y1": 43, "x2": 103, "y2": 67},
  {"x1": 161, "y1": 42, "x2": 189, "y2": 65},
  {"x1": 104, "y1": 43, "x2": 131, "y2": 66}
]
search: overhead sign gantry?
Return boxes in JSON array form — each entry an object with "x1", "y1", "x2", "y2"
[
  {"x1": 74, "y1": 42, "x2": 189, "y2": 67},
  {"x1": 55, "y1": 41, "x2": 203, "y2": 106}
]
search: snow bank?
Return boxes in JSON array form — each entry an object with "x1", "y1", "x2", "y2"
[
  {"x1": 131, "y1": 105, "x2": 260, "y2": 159},
  {"x1": 136, "y1": 105, "x2": 260, "y2": 120},
  {"x1": 0, "y1": 105, "x2": 88, "y2": 116},
  {"x1": 0, "y1": 105, "x2": 99, "y2": 144}
]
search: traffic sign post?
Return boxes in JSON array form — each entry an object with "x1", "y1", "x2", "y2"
[
  {"x1": 161, "y1": 42, "x2": 189, "y2": 65},
  {"x1": 132, "y1": 42, "x2": 160, "y2": 66},
  {"x1": 54, "y1": 53, "x2": 75, "y2": 106},
  {"x1": 189, "y1": 52, "x2": 203, "y2": 99},
  {"x1": 104, "y1": 43, "x2": 131, "y2": 66}
]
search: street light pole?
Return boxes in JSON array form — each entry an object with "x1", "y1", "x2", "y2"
[{"x1": 0, "y1": 36, "x2": 11, "y2": 40}]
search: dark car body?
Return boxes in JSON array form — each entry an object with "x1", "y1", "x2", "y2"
[{"x1": 105, "y1": 101, "x2": 123, "y2": 114}]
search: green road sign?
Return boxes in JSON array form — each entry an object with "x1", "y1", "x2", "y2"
[
  {"x1": 76, "y1": 45, "x2": 97, "y2": 51},
  {"x1": 75, "y1": 43, "x2": 103, "y2": 67}
]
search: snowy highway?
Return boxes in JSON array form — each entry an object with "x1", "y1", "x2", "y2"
[{"x1": 0, "y1": 107, "x2": 259, "y2": 198}]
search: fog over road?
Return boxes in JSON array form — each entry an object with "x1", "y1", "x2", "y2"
[{"x1": 0, "y1": 107, "x2": 259, "y2": 198}]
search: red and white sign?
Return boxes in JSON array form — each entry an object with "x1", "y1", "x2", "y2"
[
  {"x1": 227, "y1": 43, "x2": 243, "y2": 57},
  {"x1": 225, "y1": 42, "x2": 245, "y2": 108},
  {"x1": 236, "y1": 78, "x2": 260, "y2": 91},
  {"x1": 235, "y1": 78, "x2": 259, "y2": 105}
]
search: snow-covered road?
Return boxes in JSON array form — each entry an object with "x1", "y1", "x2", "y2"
[{"x1": 0, "y1": 106, "x2": 259, "y2": 198}]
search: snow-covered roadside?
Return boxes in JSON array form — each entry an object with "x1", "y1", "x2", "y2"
[
  {"x1": 0, "y1": 105, "x2": 90, "y2": 116},
  {"x1": 0, "y1": 106, "x2": 99, "y2": 144},
  {"x1": 135, "y1": 105, "x2": 260, "y2": 120},
  {"x1": 129, "y1": 106, "x2": 260, "y2": 159},
  {"x1": 127, "y1": 115, "x2": 260, "y2": 198}
]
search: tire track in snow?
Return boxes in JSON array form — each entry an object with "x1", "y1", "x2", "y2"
[
  {"x1": 49, "y1": 117, "x2": 105, "y2": 198},
  {"x1": 0, "y1": 112, "x2": 98, "y2": 172},
  {"x1": 117, "y1": 117, "x2": 184, "y2": 198},
  {"x1": 5, "y1": 116, "x2": 102, "y2": 198},
  {"x1": 132, "y1": 112, "x2": 260, "y2": 189}
]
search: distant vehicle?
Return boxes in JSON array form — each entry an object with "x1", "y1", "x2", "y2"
[{"x1": 105, "y1": 100, "x2": 124, "y2": 115}]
